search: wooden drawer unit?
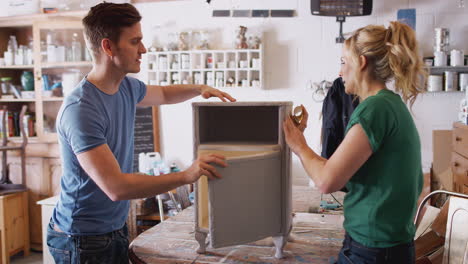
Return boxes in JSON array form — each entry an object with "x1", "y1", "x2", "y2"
[
  {"x1": 452, "y1": 122, "x2": 468, "y2": 194},
  {"x1": 453, "y1": 122, "x2": 468, "y2": 158},
  {"x1": 451, "y1": 151, "x2": 468, "y2": 192}
]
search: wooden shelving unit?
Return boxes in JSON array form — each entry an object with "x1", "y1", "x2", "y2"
[
  {"x1": 0, "y1": 11, "x2": 89, "y2": 250},
  {"x1": 426, "y1": 66, "x2": 468, "y2": 92},
  {"x1": 147, "y1": 46, "x2": 264, "y2": 89}
]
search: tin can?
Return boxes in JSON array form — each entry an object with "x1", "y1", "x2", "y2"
[
  {"x1": 444, "y1": 71, "x2": 458, "y2": 92},
  {"x1": 428, "y1": 75, "x2": 443, "y2": 92},
  {"x1": 460, "y1": 73, "x2": 468, "y2": 91},
  {"x1": 292, "y1": 106, "x2": 303, "y2": 126}
]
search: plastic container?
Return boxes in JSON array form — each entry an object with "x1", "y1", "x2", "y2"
[{"x1": 138, "y1": 152, "x2": 162, "y2": 175}]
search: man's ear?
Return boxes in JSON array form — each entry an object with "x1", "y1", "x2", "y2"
[
  {"x1": 101, "y1": 38, "x2": 113, "y2": 58},
  {"x1": 359, "y1": 55, "x2": 368, "y2": 71}
]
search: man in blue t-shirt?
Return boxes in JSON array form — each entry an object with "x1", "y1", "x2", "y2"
[{"x1": 47, "y1": 3, "x2": 236, "y2": 263}]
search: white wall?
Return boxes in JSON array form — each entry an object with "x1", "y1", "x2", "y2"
[{"x1": 134, "y1": 0, "x2": 468, "y2": 186}]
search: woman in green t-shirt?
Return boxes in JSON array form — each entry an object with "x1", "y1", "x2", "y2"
[{"x1": 283, "y1": 21, "x2": 427, "y2": 264}]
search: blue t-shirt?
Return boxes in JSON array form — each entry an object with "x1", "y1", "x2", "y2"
[{"x1": 53, "y1": 76, "x2": 146, "y2": 235}]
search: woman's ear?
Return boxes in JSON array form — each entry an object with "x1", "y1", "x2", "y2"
[{"x1": 359, "y1": 55, "x2": 368, "y2": 71}]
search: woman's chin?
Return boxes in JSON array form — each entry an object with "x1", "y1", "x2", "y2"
[{"x1": 344, "y1": 86, "x2": 353, "y2": 95}]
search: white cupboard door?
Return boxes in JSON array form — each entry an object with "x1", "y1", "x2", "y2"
[{"x1": 208, "y1": 151, "x2": 282, "y2": 248}]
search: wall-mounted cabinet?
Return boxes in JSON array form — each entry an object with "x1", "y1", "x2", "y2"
[{"x1": 147, "y1": 46, "x2": 263, "y2": 89}]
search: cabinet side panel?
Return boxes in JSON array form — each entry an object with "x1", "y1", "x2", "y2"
[
  {"x1": 209, "y1": 152, "x2": 282, "y2": 248},
  {"x1": 197, "y1": 176, "x2": 209, "y2": 229},
  {"x1": 279, "y1": 105, "x2": 293, "y2": 235}
]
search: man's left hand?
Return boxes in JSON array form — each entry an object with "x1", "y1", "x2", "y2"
[{"x1": 200, "y1": 85, "x2": 236, "y2": 102}]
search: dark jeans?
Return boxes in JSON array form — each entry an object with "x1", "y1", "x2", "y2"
[
  {"x1": 47, "y1": 219, "x2": 129, "y2": 264},
  {"x1": 336, "y1": 233, "x2": 415, "y2": 264}
]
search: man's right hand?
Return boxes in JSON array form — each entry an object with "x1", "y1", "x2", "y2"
[{"x1": 183, "y1": 154, "x2": 227, "y2": 184}]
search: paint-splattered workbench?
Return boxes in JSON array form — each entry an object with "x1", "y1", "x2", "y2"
[{"x1": 129, "y1": 205, "x2": 344, "y2": 263}]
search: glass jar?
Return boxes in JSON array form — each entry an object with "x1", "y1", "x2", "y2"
[
  {"x1": 0, "y1": 77, "x2": 13, "y2": 95},
  {"x1": 21, "y1": 71, "x2": 34, "y2": 91}
]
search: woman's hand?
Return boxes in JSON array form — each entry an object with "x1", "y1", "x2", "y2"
[
  {"x1": 283, "y1": 116, "x2": 309, "y2": 156},
  {"x1": 297, "y1": 105, "x2": 308, "y2": 133}
]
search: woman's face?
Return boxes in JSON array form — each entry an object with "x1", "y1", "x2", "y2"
[{"x1": 339, "y1": 46, "x2": 358, "y2": 95}]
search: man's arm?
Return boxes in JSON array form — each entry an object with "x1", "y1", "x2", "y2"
[
  {"x1": 77, "y1": 144, "x2": 227, "y2": 201},
  {"x1": 138, "y1": 84, "x2": 236, "y2": 106}
]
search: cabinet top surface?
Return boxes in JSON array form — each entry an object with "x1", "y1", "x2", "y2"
[
  {"x1": 0, "y1": 10, "x2": 86, "y2": 27},
  {"x1": 37, "y1": 195, "x2": 59, "y2": 205},
  {"x1": 454, "y1": 122, "x2": 468, "y2": 129},
  {"x1": 192, "y1": 101, "x2": 292, "y2": 107}
]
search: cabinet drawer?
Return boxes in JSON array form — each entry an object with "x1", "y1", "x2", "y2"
[
  {"x1": 453, "y1": 122, "x2": 468, "y2": 158},
  {"x1": 453, "y1": 182, "x2": 468, "y2": 195},
  {"x1": 451, "y1": 151, "x2": 468, "y2": 187}
]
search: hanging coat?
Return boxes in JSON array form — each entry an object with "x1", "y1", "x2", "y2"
[{"x1": 321, "y1": 77, "x2": 359, "y2": 159}]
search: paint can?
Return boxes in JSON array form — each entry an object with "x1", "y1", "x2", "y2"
[
  {"x1": 292, "y1": 105, "x2": 303, "y2": 126},
  {"x1": 444, "y1": 71, "x2": 458, "y2": 91},
  {"x1": 427, "y1": 75, "x2": 443, "y2": 92},
  {"x1": 459, "y1": 73, "x2": 468, "y2": 91}
]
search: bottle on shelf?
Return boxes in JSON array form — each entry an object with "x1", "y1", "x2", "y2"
[
  {"x1": 46, "y1": 30, "x2": 56, "y2": 62},
  {"x1": 84, "y1": 47, "x2": 92, "y2": 61},
  {"x1": 27, "y1": 38, "x2": 34, "y2": 65},
  {"x1": 46, "y1": 30, "x2": 65, "y2": 63},
  {"x1": 0, "y1": 77, "x2": 14, "y2": 98},
  {"x1": 5, "y1": 35, "x2": 18, "y2": 65},
  {"x1": 71, "y1": 33, "x2": 82, "y2": 62}
]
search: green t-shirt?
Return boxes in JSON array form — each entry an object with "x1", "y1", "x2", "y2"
[{"x1": 344, "y1": 89, "x2": 422, "y2": 248}]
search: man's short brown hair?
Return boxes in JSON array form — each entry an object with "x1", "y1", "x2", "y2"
[{"x1": 83, "y1": 2, "x2": 142, "y2": 57}]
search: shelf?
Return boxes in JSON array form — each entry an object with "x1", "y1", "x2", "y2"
[
  {"x1": 147, "y1": 84, "x2": 260, "y2": 89},
  {"x1": 148, "y1": 48, "x2": 262, "y2": 55},
  {"x1": 5, "y1": 136, "x2": 38, "y2": 142},
  {"x1": 42, "y1": 61, "x2": 92, "y2": 69},
  {"x1": 136, "y1": 213, "x2": 168, "y2": 221},
  {"x1": 0, "y1": 65, "x2": 34, "y2": 70},
  {"x1": 42, "y1": 97, "x2": 64, "y2": 102},
  {"x1": 0, "y1": 98, "x2": 36, "y2": 102},
  {"x1": 0, "y1": 10, "x2": 87, "y2": 27},
  {"x1": 425, "y1": 90, "x2": 464, "y2": 93},
  {"x1": 429, "y1": 66, "x2": 468, "y2": 75},
  {"x1": 149, "y1": 68, "x2": 259, "y2": 72}
]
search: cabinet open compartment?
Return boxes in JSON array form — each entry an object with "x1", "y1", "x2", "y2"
[{"x1": 192, "y1": 102, "x2": 292, "y2": 258}]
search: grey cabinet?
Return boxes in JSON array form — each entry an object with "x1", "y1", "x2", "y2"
[{"x1": 193, "y1": 102, "x2": 292, "y2": 258}]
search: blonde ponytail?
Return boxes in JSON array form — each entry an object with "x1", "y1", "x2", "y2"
[{"x1": 344, "y1": 21, "x2": 427, "y2": 106}]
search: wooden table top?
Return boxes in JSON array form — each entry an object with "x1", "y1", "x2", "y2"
[{"x1": 129, "y1": 206, "x2": 345, "y2": 264}]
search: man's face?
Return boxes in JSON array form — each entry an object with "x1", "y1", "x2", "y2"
[{"x1": 112, "y1": 22, "x2": 147, "y2": 73}]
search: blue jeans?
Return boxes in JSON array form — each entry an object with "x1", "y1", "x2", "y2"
[
  {"x1": 46, "y1": 219, "x2": 129, "y2": 264},
  {"x1": 337, "y1": 233, "x2": 415, "y2": 264}
]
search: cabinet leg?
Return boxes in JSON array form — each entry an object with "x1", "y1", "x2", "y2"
[
  {"x1": 272, "y1": 235, "x2": 287, "y2": 259},
  {"x1": 273, "y1": 225, "x2": 291, "y2": 259},
  {"x1": 195, "y1": 231, "x2": 207, "y2": 254}
]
